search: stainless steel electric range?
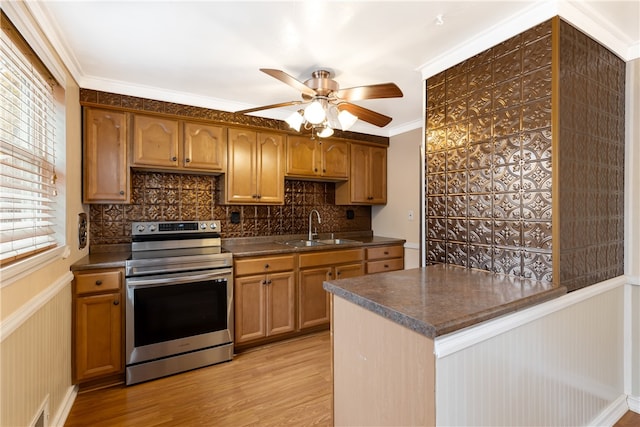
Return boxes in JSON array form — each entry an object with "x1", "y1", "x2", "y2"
[{"x1": 124, "y1": 220, "x2": 233, "y2": 385}]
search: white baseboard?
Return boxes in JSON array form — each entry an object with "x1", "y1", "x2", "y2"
[
  {"x1": 628, "y1": 394, "x2": 640, "y2": 413},
  {"x1": 589, "y1": 394, "x2": 629, "y2": 426},
  {"x1": 50, "y1": 385, "x2": 77, "y2": 427}
]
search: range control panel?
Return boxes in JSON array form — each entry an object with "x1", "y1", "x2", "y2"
[{"x1": 132, "y1": 221, "x2": 220, "y2": 236}]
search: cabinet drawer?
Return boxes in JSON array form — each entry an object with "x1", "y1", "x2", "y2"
[
  {"x1": 366, "y1": 245, "x2": 404, "y2": 260},
  {"x1": 366, "y1": 258, "x2": 404, "y2": 274},
  {"x1": 299, "y1": 249, "x2": 363, "y2": 268},
  {"x1": 235, "y1": 255, "x2": 295, "y2": 276},
  {"x1": 75, "y1": 269, "x2": 122, "y2": 295}
]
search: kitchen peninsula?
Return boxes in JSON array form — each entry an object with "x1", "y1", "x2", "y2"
[{"x1": 324, "y1": 264, "x2": 566, "y2": 426}]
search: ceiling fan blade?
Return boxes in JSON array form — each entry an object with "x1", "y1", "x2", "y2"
[
  {"x1": 260, "y1": 68, "x2": 317, "y2": 98},
  {"x1": 337, "y1": 102, "x2": 393, "y2": 127},
  {"x1": 235, "y1": 100, "x2": 304, "y2": 114},
  {"x1": 335, "y1": 83, "x2": 403, "y2": 101}
]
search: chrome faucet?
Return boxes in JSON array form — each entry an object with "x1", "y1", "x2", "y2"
[{"x1": 308, "y1": 209, "x2": 321, "y2": 240}]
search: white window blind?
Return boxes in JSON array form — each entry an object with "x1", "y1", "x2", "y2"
[{"x1": 0, "y1": 23, "x2": 58, "y2": 266}]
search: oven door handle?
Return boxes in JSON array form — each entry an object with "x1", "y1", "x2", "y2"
[{"x1": 126, "y1": 270, "x2": 232, "y2": 288}]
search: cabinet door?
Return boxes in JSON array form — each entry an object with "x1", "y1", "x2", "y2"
[
  {"x1": 368, "y1": 146, "x2": 387, "y2": 204},
  {"x1": 131, "y1": 114, "x2": 180, "y2": 168},
  {"x1": 183, "y1": 122, "x2": 226, "y2": 171},
  {"x1": 286, "y1": 136, "x2": 319, "y2": 177},
  {"x1": 266, "y1": 271, "x2": 296, "y2": 336},
  {"x1": 74, "y1": 293, "x2": 122, "y2": 382},
  {"x1": 83, "y1": 108, "x2": 129, "y2": 203},
  {"x1": 226, "y1": 128, "x2": 257, "y2": 203},
  {"x1": 348, "y1": 143, "x2": 370, "y2": 203},
  {"x1": 298, "y1": 267, "x2": 332, "y2": 329},
  {"x1": 322, "y1": 139, "x2": 349, "y2": 178},
  {"x1": 255, "y1": 132, "x2": 284, "y2": 204},
  {"x1": 234, "y1": 275, "x2": 266, "y2": 343}
]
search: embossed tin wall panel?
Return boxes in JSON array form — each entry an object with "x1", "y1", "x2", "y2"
[
  {"x1": 557, "y1": 19, "x2": 625, "y2": 292},
  {"x1": 426, "y1": 21, "x2": 553, "y2": 281},
  {"x1": 425, "y1": 18, "x2": 625, "y2": 291},
  {"x1": 90, "y1": 171, "x2": 371, "y2": 245}
]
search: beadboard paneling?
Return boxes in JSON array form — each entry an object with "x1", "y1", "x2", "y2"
[
  {"x1": 435, "y1": 282, "x2": 625, "y2": 426},
  {"x1": 1, "y1": 281, "x2": 73, "y2": 426}
]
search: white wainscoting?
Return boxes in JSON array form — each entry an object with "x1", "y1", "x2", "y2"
[
  {"x1": 434, "y1": 277, "x2": 627, "y2": 426},
  {"x1": 0, "y1": 273, "x2": 75, "y2": 427}
]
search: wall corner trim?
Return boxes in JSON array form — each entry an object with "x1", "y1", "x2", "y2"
[
  {"x1": 0, "y1": 270, "x2": 73, "y2": 342},
  {"x1": 51, "y1": 385, "x2": 78, "y2": 427}
]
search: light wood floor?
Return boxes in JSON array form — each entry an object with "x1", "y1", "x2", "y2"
[
  {"x1": 65, "y1": 330, "x2": 639, "y2": 427},
  {"x1": 65, "y1": 332, "x2": 332, "y2": 426}
]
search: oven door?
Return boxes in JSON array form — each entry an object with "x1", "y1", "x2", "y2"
[{"x1": 125, "y1": 268, "x2": 233, "y2": 366}]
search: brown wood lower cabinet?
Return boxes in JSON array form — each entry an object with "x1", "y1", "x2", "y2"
[
  {"x1": 72, "y1": 268, "x2": 124, "y2": 385},
  {"x1": 234, "y1": 255, "x2": 296, "y2": 345},
  {"x1": 298, "y1": 249, "x2": 364, "y2": 330},
  {"x1": 366, "y1": 244, "x2": 404, "y2": 274}
]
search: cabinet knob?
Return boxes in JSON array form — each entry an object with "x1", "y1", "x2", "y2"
[
  {"x1": 171, "y1": 156, "x2": 177, "y2": 161},
  {"x1": 113, "y1": 300, "x2": 119, "y2": 306},
  {"x1": 337, "y1": 271, "x2": 341, "y2": 276},
  {"x1": 119, "y1": 190, "x2": 125, "y2": 195},
  {"x1": 384, "y1": 251, "x2": 389, "y2": 255},
  {"x1": 264, "y1": 263, "x2": 270, "y2": 269},
  {"x1": 267, "y1": 280, "x2": 272, "y2": 284},
  {"x1": 262, "y1": 280, "x2": 267, "y2": 285},
  {"x1": 323, "y1": 169, "x2": 326, "y2": 173},
  {"x1": 328, "y1": 272, "x2": 332, "y2": 277},
  {"x1": 185, "y1": 158, "x2": 191, "y2": 163},
  {"x1": 95, "y1": 280, "x2": 102, "y2": 286},
  {"x1": 314, "y1": 168, "x2": 318, "y2": 172}
]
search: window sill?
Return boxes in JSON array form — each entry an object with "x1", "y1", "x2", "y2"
[{"x1": 1, "y1": 245, "x2": 69, "y2": 287}]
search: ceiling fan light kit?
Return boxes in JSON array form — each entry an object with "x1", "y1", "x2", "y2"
[{"x1": 237, "y1": 68, "x2": 403, "y2": 138}]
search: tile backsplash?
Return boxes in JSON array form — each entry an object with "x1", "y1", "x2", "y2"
[{"x1": 89, "y1": 171, "x2": 371, "y2": 246}]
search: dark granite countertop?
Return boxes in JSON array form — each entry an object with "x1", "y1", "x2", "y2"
[
  {"x1": 70, "y1": 233, "x2": 406, "y2": 270},
  {"x1": 323, "y1": 264, "x2": 566, "y2": 339},
  {"x1": 71, "y1": 251, "x2": 131, "y2": 271}
]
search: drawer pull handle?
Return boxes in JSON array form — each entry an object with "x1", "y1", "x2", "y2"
[
  {"x1": 384, "y1": 251, "x2": 389, "y2": 255},
  {"x1": 95, "y1": 280, "x2": 103, "y2": 286},
  {"x1": 384, "y1": 264, "x2": 389, "y2": 268},
  {"x1": 113, "y1": 300, "x2": 119, "y2": 306}
]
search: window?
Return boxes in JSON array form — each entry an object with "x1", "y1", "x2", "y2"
[{"x1": 0, "y1": 13, "x2": 59, "y2": 267}]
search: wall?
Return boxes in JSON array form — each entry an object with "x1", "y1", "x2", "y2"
[
  {"x1": 425, "y1": 21, "x2": 554, "y2": 281},
  {"x1": 372, "y1": 128, "x2": 422, "y2": 269},
  {"x1": 557, "y1": 19, "x2": 626, "y2": 292},
  {"x1": 435, "y1": 280, "x2": 626, "y2": 426},
  {"x1": 424, "y1": 18, "x2": 626, "y2": 291},
  {"x1": 89, "y1": 172, "x2": 371, "y2": 245},
  {"x1": 0, "y1": 3, "x2": 87, "y2": 426}
]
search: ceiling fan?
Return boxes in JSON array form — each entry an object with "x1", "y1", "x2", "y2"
[{"x1": 236, "y1": 68, "x2": 403, "y2": 137}]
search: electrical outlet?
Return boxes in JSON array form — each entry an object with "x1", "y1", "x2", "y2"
[{"x1": 408, "y1": 210, "x2": 414, "y2": 221}]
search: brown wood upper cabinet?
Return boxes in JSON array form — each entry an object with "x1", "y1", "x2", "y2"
[
  {"x1": 83, "y1": 108, "x2": 130, "y2": 203},
  {"x1": 336, "y1": 142, "x2": 387, "y2": 205},
  {"x1": 221, "y1": 128, "x2": 284, "y2": 204},
  {"x1": 131, "y1": 114, "x2": 226, "y2": 173},
  {"x1": 286, "y1": 136, "x2": 349, "y2": 180}
]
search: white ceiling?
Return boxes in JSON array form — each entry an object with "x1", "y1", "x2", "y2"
[{"x1": 28, "y1": 0, "x2": 640, "y2": 137}]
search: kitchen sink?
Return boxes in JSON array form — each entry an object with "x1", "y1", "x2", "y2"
[
  {"x1": 280, "y1": 239, "x2": 326, "y2": 247},
  {"x1": 316, "y1": 238, "x2": 361, "y2": 245},
  {"x1": 278, "y1": 238, "x2": 361, "y2": 247}
]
